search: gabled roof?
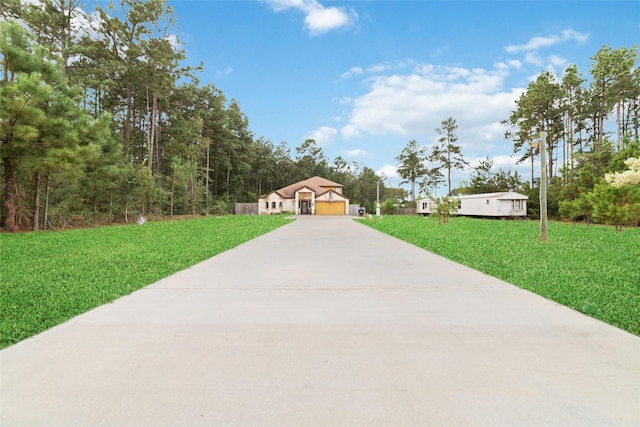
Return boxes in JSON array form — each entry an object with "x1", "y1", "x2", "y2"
[{"x1": 262, "y1": 176, "x2": 344, "y2": 199}]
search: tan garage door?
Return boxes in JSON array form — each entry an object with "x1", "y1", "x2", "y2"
[{"x1": 316, "y1": 201, "x2": 345, "y2": 215}]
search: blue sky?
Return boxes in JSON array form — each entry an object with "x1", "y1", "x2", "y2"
[{"x1": 164, "y1": 1, "x2": 637, "y2": 191}]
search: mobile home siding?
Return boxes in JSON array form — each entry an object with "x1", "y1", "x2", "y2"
[{"x1": 416, "y1": 192, "x2": 528, "y2": 217}]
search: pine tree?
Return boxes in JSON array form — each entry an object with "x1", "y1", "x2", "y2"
[
  {"x1": 396, "y1": 139, "x2": 427, "y2": 204},
  {"x1": 432, "y1": 117, "x2": 468, "y2": 196}
]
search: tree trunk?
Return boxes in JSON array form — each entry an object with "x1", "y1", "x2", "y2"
[
  {"x1": 531, "y1": 151, "x2": 535, "y2": 187},
  {"x1": 32, "y1": 171, "x2": 41, "y2": 231},
  {"x1": 410, "y1": 179, "x2": 415, "y2": 204},
  {"x1": 170, "y1": 172, "x2": 175, "y2": 217},
  {"x1": 616, "y1": 98, "x2": 622, "y2": 151},
  {"x1": 226, "y1": 151, "x2": 231, "y2": 197},
  {"x1": 205, "y1": 144, "x2": 210, "y2": 209},
  {"x1": 191, "y1": 175, "x2": 196, "y2": 215},
  {"x1": 546, "y1": 132, "x2": 554, "y2": 181},
  {"x1": 154, "y1": 107, "x2": 162, "y2": 173},
  {"x1": 3, "y1": 158, "x2": 17, "y2": 232},
  {"x1": 124, "y1": 84, "x2": 132, "y2": 158},
  {"x1": 148, "y1": 93, "x2": 157, "y2": 173},
  {"x1": 43, "y1": 172, "x2": 50, "y2": 231},
  {"x1": 568, "y1": 114, "x2": 574, "y2": 170},
  {"x1": 447, "y1": 147, "x2": 452, "y2": 196}
]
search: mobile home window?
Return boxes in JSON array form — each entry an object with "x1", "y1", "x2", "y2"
[
  {"x1": 512, "y1": 200, "x2": 523, "y2": 210},
  {"x1": 279, "y1": 201, "x2": 283, "y2": 209},
  {"x1": 265, "y1": 202, "x2": 269, "y2": 209},
  {"x1": 486, "y1": 200, "x2": 490, "y2": 205},
  {"x1": 271, "y1": 201, "x2": 276, "y2": 209},
  {"x1": 422, "y1": 202, "x2": 428, "y2": 209}
]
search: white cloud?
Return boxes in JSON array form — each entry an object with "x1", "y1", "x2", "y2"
[
  {"x1": 504, "y1": 28, "x2": 589, "y2": 53},
  {"x1": 341, "y1": 62, "x2": 393, "y2": 80},
  {"x1": 341, "y1": 124, "x2": 361, "y2": 139},
  {"x1": 495, "y1": 60, "x2": 524, "y2": 71},
  {"x1": 216, "y1": 66, "x2": 234, "y2": 77},
  {"x1": 340, "y1": 62, "x2": 523, "y2": 153},
  {"x1": 343, "y1": 148, "x2": 372, "y2": 158},
  {"x1": 508, "y1": 59, "x2": 523, "y2": 69},
  {"x1": 546, "y1": 55, "x2": 570, "y2": 75},
  {"x1": 377, "y1": 164, "x2": 398, "y2": 180},
  {"x1": 341, "y1": 66, "x2": 363, "y2": 79},
  {"x1": 263, "y1": 0, "x2": 357, "y2": 36},
  {"x1": 548, "y1": 55, "x2": 567, "y2": 68},
  {"x1": 491, "y1": 154, "x2": 521, "y2": 170},
  {"x1": 367, "y1": 62, "x2": 392, "y2": 74},
  {"x1": 306, "y1": 126, "x2": 337, "y2": 146},
  {"x1": 524, "y1": 52, "x2": 544, "y2": 66},
  {"x1": 165, "y1": 34, "x2": 183, "y2": 51}
]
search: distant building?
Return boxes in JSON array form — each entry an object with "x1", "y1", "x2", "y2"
[
  {"x1": 258, "y1": 176, "x2": 349, "y2": 215},
  {"x1": 417, "y1": 192, "x2": 528, "y2": 217}
]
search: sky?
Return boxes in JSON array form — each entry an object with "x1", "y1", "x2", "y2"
[{"x1": 106, "y1": 1, "x2": 640, "y2": 192}]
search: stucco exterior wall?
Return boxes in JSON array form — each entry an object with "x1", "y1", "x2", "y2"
[{"x1": 259, "y1": 193, "x2": 285, "y2": 215}]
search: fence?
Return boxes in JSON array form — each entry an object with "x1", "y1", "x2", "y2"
[{"x1": 234, "y1": 203, "x2": 259, "y2": 215}]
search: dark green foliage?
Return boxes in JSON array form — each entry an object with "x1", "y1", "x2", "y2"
[
  {"x1": 0, "y1": 215, "x2": 290, "y2": 349},
  {"x1": 460, "y1": 157, "x2": 525, "y2": 194},
  {"x1": 360, "y1": 216, "x2": 640, "y2": 335}
]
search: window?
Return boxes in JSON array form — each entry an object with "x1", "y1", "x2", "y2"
[
  {"x1": 271, "y1": 201, "x2": 276, "y2": 209},
  {"x1": 512, "y1": 200, "x2": 523, "y2": 210},
  {"x1": 279, "y1": 202, "x2": 283, "y2": 209},
  {"x1": 422, "y1": 202, "x2": 428, "y2": 209},
  {"x1": 265, "y1": 202, "x2": 269, "y2": 209},
  {"x1": 486, "y1": 200, "x2": 490, "y2": 205},
  {"x1": 336, "y1": 188, "x2": 341, "y2": 194}
]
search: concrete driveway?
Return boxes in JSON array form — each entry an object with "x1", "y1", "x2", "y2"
[{"x1": 1, "y1": 216, "x2": 639, "y2": 426}]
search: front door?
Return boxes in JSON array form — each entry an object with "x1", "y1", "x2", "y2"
[{"x1": 300, "y1": 201, "x2": 311, "y2": 214}]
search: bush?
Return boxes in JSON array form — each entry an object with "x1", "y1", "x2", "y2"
[
  {"x1": 434, "y1": 196, "x2": 457, "y2": 223},
  {"x1": 381, "y1": 199, "x2": 398, "y2": 215}
]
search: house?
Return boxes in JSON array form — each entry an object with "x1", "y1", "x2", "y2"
[
  {"x1": 258, "y1": 176, "x2": 350, "y2": 215},
  {"x1": 417, "y1": 192, "x2": 528, "y2": 217}
]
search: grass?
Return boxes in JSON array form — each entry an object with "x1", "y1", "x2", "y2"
[
  {"x1": 359, "y1": 216, "x2": 640, "y2": 336},
  {"x1": 0, "y1": 215, "x2": 290, "y2": 349}
]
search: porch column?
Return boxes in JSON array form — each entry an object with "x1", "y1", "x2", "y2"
[
  {"x1": 311, "y1": 192, "x2": 315, "y2": 215},
  {"x1": 295, "y1": 191, "x2": 299, "y2": 215}
]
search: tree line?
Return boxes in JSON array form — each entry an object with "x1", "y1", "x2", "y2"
[
  {"x1": 0, "y1": 0, "x2": 400, "y2": 232},
  {"x1": 395, "y1": 45, "x2": 639, "y2": 228},
  {"x1": 1, "y1": 0, "x2": 638, "y2": 231}
]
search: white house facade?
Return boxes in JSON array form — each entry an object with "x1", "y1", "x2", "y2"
[
  {"x1": 417, "y1": 192, "x2": 528, "y2": 217},
  {"x1": 258, "y1": 177, "x2": 350, "y2": 215}
]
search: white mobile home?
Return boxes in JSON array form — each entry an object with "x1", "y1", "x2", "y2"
[{"x1": 416, "y1": 192, "x2": 528, "y2": 218}]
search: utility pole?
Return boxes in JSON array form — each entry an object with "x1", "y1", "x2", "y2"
[{"x1": 376, "y1": 178, "x2": 380, "y2": 217}]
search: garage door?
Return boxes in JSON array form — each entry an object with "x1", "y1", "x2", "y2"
[{"x1": 316, "y1": 201, "x2": 345, "y2": 215}]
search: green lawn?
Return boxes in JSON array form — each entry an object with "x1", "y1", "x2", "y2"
[
  {"x1": 0, "y1": 215, "x2": 290, "y2": 349},
  {"x1": 359, "y1": 216, "x2": 640, "y2": 336},
  {"x1": 2, "y1": 214, "x2": 638, "y2": 349}
]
